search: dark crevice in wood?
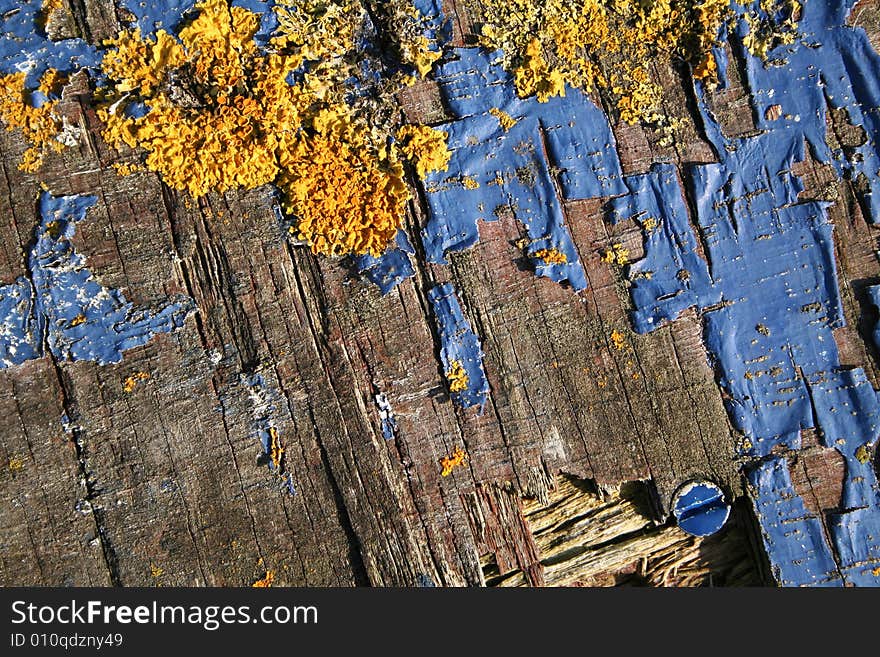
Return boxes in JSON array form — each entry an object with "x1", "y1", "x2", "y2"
[{"x1": 49, "y1": 360, "x2": 122, "y2": 586}]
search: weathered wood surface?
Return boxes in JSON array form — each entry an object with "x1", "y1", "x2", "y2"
[{"x1": 1, "y1": 0, "x2": 878, "y2": 586}]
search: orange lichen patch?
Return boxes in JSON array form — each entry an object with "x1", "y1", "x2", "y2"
[
  {"x1": 742, "y1": 0, "x2": 801, "y2": 60},
  {"x1": 855, "y1": 444, "x2": 872, "y2": 465},
  {"x1": 461, "y1": 176, "x2": 480, "y2": 190},
  {"x1": 99, "y1": 0, "x2": 412, "y2": 258},
  {"x1": 396, "y1": 124, "x2": 451, "y2": 178},
  {"x1": 445, "y1": 360, "x2": 469, "y2": 393},
  {"x1": 0, "y1": 70, "x2": 67, "y2": 172},
  {"x1": 112, "y1": 162, "x2": 141, "y2": 176},
  {"x1": 480, "y1": 0, "x2": 731, "y2": 123},
  {"x1": 533, "y1": 247, "x2": 568, "y2": 265},
  {"x1": 610, "y1": 330, "x2": 626, "y2": 351},
  {"x1": 123, "y1": 371, "x2": 150, "y2": 393},
  {"x1": 379, "y1": 3, "x2": 445, "y2": 77},
  {"x1": 150, "y1": 563, "x2": 164, "y2": 578},
  {"x1": 601, "y1": 243, "x2": 630, "y2": 266},
  {"x1": 281, "y1": 125, "x2": 408, "y2": 257},
  {"x1": 268, "y1": 427, "x2": 284, "y2": 470},
  {"x1": 440, "y1": 446, "x2": 467, "y2": 477},
  {"x1": 405, "y1": 35, "x2": 442, "y2": 77},
  {"x1": 38, "y1": 0, "x2": 64, "y2": 29},
  {"x1": 252, "y1": 570, "x2": 275, "y2": 587},
  {"x1": 514, "y1": 38, "x2": 566, "y2": 103},
  {"x1": 640, "y1": 216, "x2": 659, "y2": 232},
  {"x1": 489, "y1": 107, "x2": 518, "y2": 130},
  {"x1": 68, "y1": 314, "x2": 86, "y2": 327},
  {"x1": 7, "y1": 456, "x2": 24, "y2": 472}
]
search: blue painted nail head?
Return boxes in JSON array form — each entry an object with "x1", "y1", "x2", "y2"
[{"x1": 672, "y1": 480, "x2": 731, "y2": 538}]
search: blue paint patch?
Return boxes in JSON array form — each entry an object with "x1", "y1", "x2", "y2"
[
  {"x1": 718, "y1": 1, "x2": 880, "y2": 222},
  {"x1": 355, "y1": 230, "x2": 415, "y2": 295},
  {"x1": 608, "y1": 163, "x2": 720, "y2": 331},
  {"x1": 428, "y1": 283, "x2": 489, "y2": 410},
  {"x1": 829, "y1": 506, "x2": 880, "y2": 585},
  {"x1": 0, "y1": 277, "x2": 41, "y2": 367},
  {"x1": 118, "y1": 0, "x2": 198, "y2": 36},
  {"x1": 230, "y1": 0, "x2": 279, "y2": 46},
  {"x1": 241, "y1": 372, "x2": 295, "y2": 494},
  {"x1": 616, "y1": 4, "x2": 880, "y2": 583},
  {"x1": 0, "y1": 0, "x2": 100, "y2": 87},
  {"x1": 374, "y1": 392, "x2": 397, "y2": 440},
  {"x1": 0, "y1": 192, "x2": 194, "y2": 369},
  {"x1": 420, "y1": 48, "x2": 628, "y2": 291},
  {"x1": 32, "y1": 192, "x2": 194, "y2": 365},
  {"x1": 672, "y1": 481, "x2": 730, "y2": 537},
  {"x1": 746, "y1": 456, "x2": 843, "y2": 587}
]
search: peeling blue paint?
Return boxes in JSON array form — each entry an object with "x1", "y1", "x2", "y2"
[
  {"x1": 375, "y1": 392, "x2": 397, "y2": 440},
  {"x1": 419, "y1": 48, "x2": 628, "y2": 291},
  {"x1": 0, "y1": 192, "x2": 194, "y2": 368},
  {"x1": 746, "y1": 456, "x2": 843, "y2": 587},
  {"x1": 615, "y1": 1, "x2": 880, "y2": 585},
  {"x1": 0, "y1": 0, "x2": 100, "y2": 87},
  {"x1": 672, "y1": 481, "x2": 730, "y2": 537},
  {"x1": 726, "y1": 1, "x2": 880, "y2": 222},
  {"x1": 355, "y1": 230, "x2": 415, "y2": 295},
  {"x1": 241, "y1": 372, "x2": 296, "y2": 494},
  {"x1": 428, "y1": 283, "x2": 489, "y2": 410}
]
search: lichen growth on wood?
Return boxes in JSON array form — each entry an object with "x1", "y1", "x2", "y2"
[
  {"x1": 0, "y1": 70, "x2": 67, "y2": 172},
  {"x1": 396, "y1": 124, "x2": 451, "y2": 178},
  {"x1": 439, "y1": 445, "x2": 467, "y2": 476},
  {"x1": 478, "y1": 0, "x2": 732, "y2": 123},
  {"x1": 98, "y1": 0, "x2": 445, "y2": 258}
]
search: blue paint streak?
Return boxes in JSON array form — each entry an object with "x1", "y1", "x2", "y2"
[
  {"x1": 747, "y1": 456, "x2": 843, "y2": 587},
  {"x1": 0, "y1": 0, "x2": 100, "y2": 87},
  {"x1": 1, "y1": 193, "x2": 194, "y2": 368},
  {"x1": 355, "y1": 230, "x2": 415, "y2": 295},
  {"x1": 608, "y1": 163, "x2": 720, "y2": 331},
  {"x1": 672, "y1": 481, "x2": 730, "y2": 537},
  {"x1": 0, "y1": 277, "x2": 41, "y2": 367},
  {"x1": 428, "y1": 283, "x2": 489, "y2": 410}
]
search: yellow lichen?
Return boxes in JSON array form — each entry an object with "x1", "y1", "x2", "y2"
[
  {"x1": 396, "y1": 124, "x2": 451, "y2": 178},
  {"x1": 445, "y1": 360, "x2": 469, "y2": 393},
  {"x1": 268, "y1": 427, "x2": 284, "y2": 470},
  {"x1": 112, "y1": 162, "x2": 141, "y2": 176},
  {"x1": 533, "y1": 248, "x2": 568, "y2": 265},
  {"x1": 489, "y1": 107, "x2": 518, "y2": 131},
  {"x1": 150, "y1": 563, "x2": 164, "y2": 578},
  {"x1": 514, "y1": 38, "x2": 567, "y2": 103},
  {"x1": 461, "y1": 176, "x2": 480, "y2": 190},
  {"x1": 123, "y1": 371, "x2": 150, "y2": 393},
  {"x1": 640, "y1": 216, "x2": 659, "y2": 232},
  {"x1": 376, "y1": 3, "x2": 444, "y2": 77},
  {"x1": 601, "y1": 243, "x2": 630, "y2": 266},
  {"x1": 98, "y1": 0, "x2": 416, "y2": 258},
  {"x1": 742, "y1": 0, "x2": 801, "y2": 60},
  {"x1": 610, "y1": 330, "x2": 626, "y2": 351},
  {"x1": 479, "y1": 0, "x2": 732, "y2": 123},
  {"x1": 440, "y1": 446, "x2": 467, "y2": 477},
  {"x1": 252, "y1": 570, "x2": 275, "y2": 587},
  {"x1": 0, "y1": 70, "x2": 67, "y2": 172},
  {"x1": 855, "y1": 444, "x2": 872, "y2": 465},
  {"x1": 7, "y1": 456, "x2": 24, "y2": 472}
]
